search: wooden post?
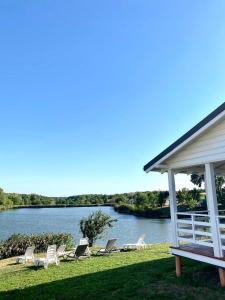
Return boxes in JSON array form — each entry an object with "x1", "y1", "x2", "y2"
[
  {"x1": 175, "y1": 256, "x2": 182, "y2": 277},
  {"x1": 218, "y1": 268, "x2": 225, "y2": 287},
  {"x1": 168, "y1": 170, "x2": 178, "y2": 247},
  {"x1": 205, "y1": 163, "x2": 222, "y2": 258}
]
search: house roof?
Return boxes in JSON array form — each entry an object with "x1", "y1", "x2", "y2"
[{"x1": 143, "y1": 102, "x2": 225, "y2": 172}]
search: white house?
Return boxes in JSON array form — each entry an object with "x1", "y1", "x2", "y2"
[{"x1": 144, "y1": 102, "x2": 225, "y2": 287}]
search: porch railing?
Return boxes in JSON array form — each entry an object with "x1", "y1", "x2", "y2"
[
  {"x1": 176, "y1": 211, "x2": 225, "y2": 254},
  {"x1": 176, "y1": 211, "x2": 213, "y2": 248},
  {"x1": 217, "y1": 213, "x2": 225, "y2": 251}
]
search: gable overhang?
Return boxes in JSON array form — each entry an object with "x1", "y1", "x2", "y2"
[{"x1": 143, "y1": 102, "x2": 225, "y2": 173}]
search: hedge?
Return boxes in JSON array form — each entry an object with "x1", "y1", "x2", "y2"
[{"x1": 0, "y1": 232, "x2": 74, "y2": 259}]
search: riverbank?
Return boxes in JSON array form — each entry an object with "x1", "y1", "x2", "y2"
[
  {"x1": 12, "y1": 203, "x2": 113, "y2": 209},
  {"x1": 114, "y1": 203, "x2": 171, "y2": 218},
  {"x1": 0, "y1": 203, "x2": 171, "y2": 219},
  {"x1": 0, "y1": 243, "x2": 224, "y2": 299},
  {"x1": 0, "y1": 204, "x2": 113, "y2": 212}
]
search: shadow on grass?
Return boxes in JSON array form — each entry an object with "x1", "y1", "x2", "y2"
[{"x1": 0, "y1": 256, "x2": 225, "y2": 300}]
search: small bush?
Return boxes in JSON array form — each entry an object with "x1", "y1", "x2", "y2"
[
  {"x1": 80, "y1": 210, "x2": 117, "y2": 246},
  {"x1": 0, "y1": 232, "x2": 74, "y2": 259}
]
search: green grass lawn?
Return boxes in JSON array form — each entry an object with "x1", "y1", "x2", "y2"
[{"x1": 0, "y1": 243, "x2": 225, "y2": 300}]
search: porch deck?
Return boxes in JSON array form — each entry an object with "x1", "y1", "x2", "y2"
[
  {"x1": 171, "y1": 244, "x2": 225, "y2": 261},
  {"x1": 170, "y1": 243, "x2": 225, "y2": 272}
]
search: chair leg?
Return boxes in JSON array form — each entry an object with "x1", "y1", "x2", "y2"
[{"x1": 175, "y1": 256, "x2": 182, "y2": 277}]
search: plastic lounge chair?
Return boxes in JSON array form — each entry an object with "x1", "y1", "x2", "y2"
[
  {"x1": 57, "y1": 244, "x2": 66, "y2": 258},
  {"x1": 16, "y1": 246, "x2": 35, "y2": 264},
  {"x1": 124, "y1": 234, "x2": 146, "y2": 250},
  {"x1": 79, "y1": 237, "x2": 91, "y2": 256},
  {"x1": 34, "y1": 245, "x2": 59, "y2": 269},
  {"x1": 66, "y1": 244, "x2": 89, "y2": 260},
  {"x1": 97, "y1": 239, "x2": 118, "y2": 254}
]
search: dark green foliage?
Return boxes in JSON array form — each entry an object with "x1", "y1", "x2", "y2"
[
  {"x1": 191, "y1": 173, "x2": 205, "y2": 187},
  {"x1": 114, "y1": 194, "x2": 128, "y2": 204},
  {"x1": 135, "y1": 192, "x2": 149, "y2": 206},
  {"x1": 157, "y1": 191, "x2": 169, "y2": 208},
  {"x1": 0, "y1": 188, "x2": 8, "y2": 207},
  {"x1": 115, "y1": 187, "x2": 204, "y2": 217},
  {"x1": 177, "y1": 188, "x2": 193, "y2": 205},
  {"x1": 80, "y1": 210, "x2": 117, "y2": 246},
  {"x1": 0, "y1": 233, "x2": 74, "y2": 259},
  {"x1": 191, "y1": 173, "x2": 225, "y2": 206},
  {"x1": 190, "y1": 188, "x2": 201, "y2": 202}
]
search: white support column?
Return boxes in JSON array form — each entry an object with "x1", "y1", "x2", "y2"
[
  {"x1": 205, "y1": 163, "x2": 222, "y2": 258},
  {"x1": 204, "y1": 171, "x2": 210, "y2": 211},
  {"x1": 168, "y1": 169, "x2": 179, "y2": 247}
]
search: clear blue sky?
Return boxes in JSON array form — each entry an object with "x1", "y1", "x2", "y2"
[{"x1": 0, "y1": 1, "x2": 225, "y2": 196}]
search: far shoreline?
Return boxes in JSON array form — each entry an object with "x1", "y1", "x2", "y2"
[
  {"x1": 12, "y1": 203, "x2": 113, "y2": 209},
  {"x1": 2, "y1": 204, "x2": 171, "y2": 219}
]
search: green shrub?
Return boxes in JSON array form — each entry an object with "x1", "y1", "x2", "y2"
[
  {"x1": 0, "y1": 232, "x2": 74, "y2": 259},
  {"x1": 80, "y1": 210, "x2": 117, "y2": 246}
]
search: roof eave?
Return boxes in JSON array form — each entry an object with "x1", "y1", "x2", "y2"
[{"x1": 143, "y1": 102, "x2": 225, "y2": 173}]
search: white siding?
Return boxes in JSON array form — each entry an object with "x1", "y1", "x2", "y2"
[{"x1": 165, "y1": 117, "x2": 225, "y2": 168}]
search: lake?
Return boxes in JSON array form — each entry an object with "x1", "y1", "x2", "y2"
[{"x1": 0, "y1": 206, "x2": 171, "y2": 246}]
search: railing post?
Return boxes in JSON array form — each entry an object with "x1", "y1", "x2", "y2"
[
  {"x1": 205, "y1": 163, "x2": 223, "y2": 257},
  {"x1": 191, "y1": 215, "x2": 195, "y2": 243},
  {"x1": 168, "y1": 169, "x2": 179, "y2": 247}
]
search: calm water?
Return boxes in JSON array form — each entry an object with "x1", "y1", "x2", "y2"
[{"x1": 0, "y1": 207, "x2": 171, "y2": 246}]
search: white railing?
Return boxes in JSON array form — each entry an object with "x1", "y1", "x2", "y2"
[
  {"x1": 217, "y1": 214, "x2": 225, "y2": 251},
  {"x1": 176, "y1": 210, "x2": 225, "y2": 254},
  {"x1": 176, "y1": 211, "x2": 213, "y2": 248}
]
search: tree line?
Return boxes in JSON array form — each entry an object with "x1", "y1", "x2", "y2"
[
  {"x1": 0, "y1": 187, "x2": 204, "y2": 211},
  {"x1": 1, "y1": 173, "x2": 225, "y2": 212},
  {"x1": 0, "y1": 189, "x2": 171, "y2": 209}
]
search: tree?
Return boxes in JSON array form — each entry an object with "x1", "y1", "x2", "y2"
[
  {"x1": 135, "y1": 192, "x2": 148, "y2": 206},
  {"x1": 157, "y1": 191, "x2": 169, "y2": 208},
  {"x1": 176, "y1": 188, "x2": 192, "y2": 205},
  {"x1": 190, "y1": 188, "x2": 201, "y2": 202},
  {"x1": 0, "y1": 188, "x2": 6, "y2": 206},
  {"x1": 80, "y1": 210, "x2": 117, "y2": 246},
  {"x1": 190, "y1": 174, "x2": 204, "y2": 187},
  {"x1": 30, "y1": 194, "x2": 41, "y2": 205},
  {"x1": 146, "y1": 192, "x2": 158, "y2": 208},
  {"x1": 191, "y1": 173, "x2": 225, "y2": 205},
  {"x1": 114, "y1": 194, "x2": 127, "y2": 204},
  {"x1": 8, "y1": 193, "x2": 23, "y2": 206},
  {"x1": 176, "y1": 188, "x2": 198, "y2": 209}
]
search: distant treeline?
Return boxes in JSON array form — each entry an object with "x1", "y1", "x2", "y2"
[
  {"x1": 0, "y1": 190, "x2": 113, "y2": 209},
  {"x1": 0, "y1": 189, "x2": 170, "y2": 209},
  {"x1": 0, "y1": 187, "x2": 206, "y2": 213}
]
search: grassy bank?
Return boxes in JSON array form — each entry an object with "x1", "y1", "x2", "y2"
[
  {"x1": 114, "y1": 203, "x2": 171, "y2": 218},
  {"x1": 0, "y1": 243, "x2": 225, "y2": 299}
]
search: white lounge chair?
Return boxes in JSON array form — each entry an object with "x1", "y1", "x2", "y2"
[
  {"x1": 16, "y1": 246, "x2": 35, "y2": 264},
  {"x1": 57, "y1": 244, "x2": 66, "y2": 258},
  {"x1": 97, "y1": 239, "x2": 118, "y2": 254},
  {"x1": 34, "y1": 245, "x2": 59, "y2": 269},
  {"x1": 123, "y1": 234, "x2": 146, "y2": 250}
]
